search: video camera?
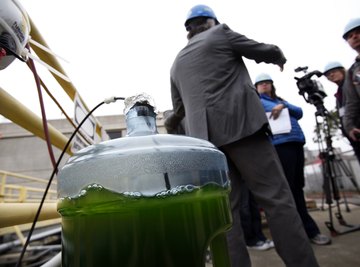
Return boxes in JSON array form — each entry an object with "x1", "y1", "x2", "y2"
[{"x1": 294, "y1": 66, "x2": 327, "y2": 116}]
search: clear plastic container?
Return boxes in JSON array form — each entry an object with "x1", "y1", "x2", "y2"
[{"x1": 57, "y1": 98, "x2": 232, "y2": 266}]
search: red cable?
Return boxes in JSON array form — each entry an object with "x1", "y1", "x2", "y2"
[{"x1": 25, "y1": 44, "x2": 58, "y2": 173}]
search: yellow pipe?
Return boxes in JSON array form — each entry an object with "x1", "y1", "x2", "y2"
[
  {"x1": 29, "y1": 17, "x2": 103, "y2": 138},
  {"x1": 0, "y1": 87, "x2": 72, "y2": 155},
  {"x1": 0, "y1": 203, "x2": 59, "y2": 228},
  {"x1": 14, "y1": 225, "x2": 26, "y2": 245},
  {"x1": 29, "y1": 17, "x2": 75, "y2": 100},
  {"x1": 0, "y1": 173, "x2": 6, "y2": 200}
]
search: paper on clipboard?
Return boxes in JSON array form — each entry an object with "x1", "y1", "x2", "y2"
[{"x1": 266, "y1": 108, "x2": 292, "y2": 135}]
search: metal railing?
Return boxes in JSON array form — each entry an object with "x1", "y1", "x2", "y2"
[
  {"x1": 0, "y1": 170, "x2": 59, "y2": 229},
  {"x1": 0, "y1": 170, "x2": 57, "y2": 203}
]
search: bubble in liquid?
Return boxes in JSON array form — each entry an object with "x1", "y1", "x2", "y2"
[
  {"x1": 155, "y1": 184, "x2": 199, "y2": 198},
  {"x1": 123, "y1": 191, "x2": 142, "y2": 198},
  {"x1": 88, "y1": 184, "x2": 103, "y2": 189}
]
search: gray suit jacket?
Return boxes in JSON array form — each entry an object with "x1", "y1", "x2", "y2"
[
  {"x1": 343, "y1": 58, "x2": 360, "y2": 134},
  {"x1": 170, "y1": 24, "x2": 286, "y2": 147}
]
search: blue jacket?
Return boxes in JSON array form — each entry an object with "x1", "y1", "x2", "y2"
[{"x1": 259, "y1": 94, "x2": 305, "y2": 145}]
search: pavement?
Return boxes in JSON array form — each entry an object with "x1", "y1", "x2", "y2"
[{"x1": 207, "y1": 196, "x2": 360, "y2": 267}]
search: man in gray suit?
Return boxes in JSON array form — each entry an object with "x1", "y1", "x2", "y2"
[{"x1": 166, "y1": 4, "x2": 319, "y2": 267}]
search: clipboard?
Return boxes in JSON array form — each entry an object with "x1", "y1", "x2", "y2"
[{"x1": 266, "y1": 108, "x2": 292, "y2": 135}]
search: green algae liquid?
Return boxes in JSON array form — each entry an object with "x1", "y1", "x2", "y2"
[{"x1": 57, "y1": 183, "x2": 232, "y2": 267}]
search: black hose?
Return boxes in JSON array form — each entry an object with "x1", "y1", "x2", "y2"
[{"x1": 16, "y1": 97, "x2": 125, "y2": 266}]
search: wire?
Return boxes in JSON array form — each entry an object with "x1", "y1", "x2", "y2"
[
  {"x1": 26, "y1": 44, "x2": 93, "y2": 147},
  {"x1": 26, "y1": 44, "x2": 58, "y2": 173},
  {"x1": 37, "y1": 74, "x2": 93, "y2": 146},
  {"x1": 16, "y1": 96, "x2": 125, "y2": 267}
]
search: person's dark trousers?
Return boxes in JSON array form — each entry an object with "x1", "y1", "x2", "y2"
[
  {"x1": 275, "y1": 142, "x2": 320, "y2": 239},
  {"x1": 238, "y1": 178, "x2": 267, "y2": 246},
  {"x1": 349, "y1": 138, "x2": 360, "y2": 165},
  {"x1": 339, "y1": 119, "x2": 360, "y2": 165},
  {"x1": 220, "y1": 131, "x2": 319, "y2": 267}
]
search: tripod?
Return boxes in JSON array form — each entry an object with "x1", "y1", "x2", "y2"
[{"x1": 314, "y1": 106, "x2": 360, "y2": 236}]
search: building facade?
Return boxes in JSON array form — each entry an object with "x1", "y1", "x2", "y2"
[{"x1": 1, "y1": 113, "x2": 359, "y2": 194}]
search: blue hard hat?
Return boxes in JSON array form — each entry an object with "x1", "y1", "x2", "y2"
[
  {"x1": 254, "y1": 73, "x2": 273, "y2": 86},
  {"x1": 343, "y1": 18, "x2": 360, "y2": 40},
  {"x1": 184, "y1": 5, "x2": 219, "y2": 28},
  {"x1": 323, "y1": 61, "x2": 344, "y2": 75}
]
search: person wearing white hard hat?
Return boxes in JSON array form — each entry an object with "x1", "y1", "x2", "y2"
[
  {"x1": 343, "y1": 18, "x2": 360, "y2": 142},
  {"x1": 323, "y1": 61, "x2": 360, "y2": 163},
  {"x1": 323, "y1": 62, "x2": 347, "y2": 116},
  {"x1": 167, "y1": 4, "x2": 319, "y2": 267},
  {"x1": 255, "y1": 73, "x2": 331, "y2": 246}
]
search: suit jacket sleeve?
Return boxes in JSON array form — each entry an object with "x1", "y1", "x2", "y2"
[
  {"x1": 223, "y1": 24, "x2": 286, "y2": 66},
  {"x1": 170, "y1": 77, "x2": 185, "y2": 119},
  {"x1": 343, "y1": 62, "x2": 360, "y2": 133}
]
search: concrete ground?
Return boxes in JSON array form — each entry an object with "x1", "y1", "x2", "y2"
[{"x1": 207, "y1": 196, "x2": 360, "y2": 267}]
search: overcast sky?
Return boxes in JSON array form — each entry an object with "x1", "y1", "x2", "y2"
[{"x1": 0, "y1": 0, "x2": 359, "y2": 150}]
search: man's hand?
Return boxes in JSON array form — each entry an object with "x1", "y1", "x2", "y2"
[
  {"x1": 164, "y1": 112, "x2": 183, "y2": 134},
  {"x1": 349, "y1": 128, "x2": 360, "y2": 141},
  {"x1": 0, "y1": 47, "x2": 6, "y2": 60}
]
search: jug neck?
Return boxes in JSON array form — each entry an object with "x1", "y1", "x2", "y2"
[{"x1": 125, "y1": 105, "x2": 158, "y2": 136}]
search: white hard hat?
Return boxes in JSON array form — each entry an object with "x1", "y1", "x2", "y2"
[
  {"x1": 0, "y1": 0, "x2": 30, "y2": 70},
  {"x1": 323, "y1": 61, "x2": 344, "y2": 75},
  {"x1": 254, "y1": 73, "x2": 273, "y2": 86},
  {"x1": 343, "y1": 17, "x2": 360, "y2": 40}
]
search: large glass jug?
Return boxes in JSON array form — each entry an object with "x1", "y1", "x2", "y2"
[{"x1": 57, "y1": 95, "x2": 232, "y2": 266}]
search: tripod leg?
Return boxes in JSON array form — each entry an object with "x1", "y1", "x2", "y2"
[
  {"x1": 313, "y1": 111, "x2": 360, "y2": 236},
  {"x1": 321, "y1": 191, "x2": 326, "y2": 211},
  {"x1": 323, "y1": 156, "x2": 353, "y2": 232},
  {"x1": 325, "y1": 207, "x2": 338, "y2": 237},
  {"x1": 333, "y1": 161, "x2": 351, "y2": 212},
  {"x1": 328, "y1": 158, "x2": 360, "y2": 234},
  {"x1": 328, "y1": 160, "x2": 350, "y2": 223},
  {"x1": 322, "y1": 160, "x2": 338, "y2": 235},
  {"x1": 342, "y1": 190, "x2": 351, "y2": 213},
  {"x1": 322, "y1": 161, "x2": 333, "y2": 206}
]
